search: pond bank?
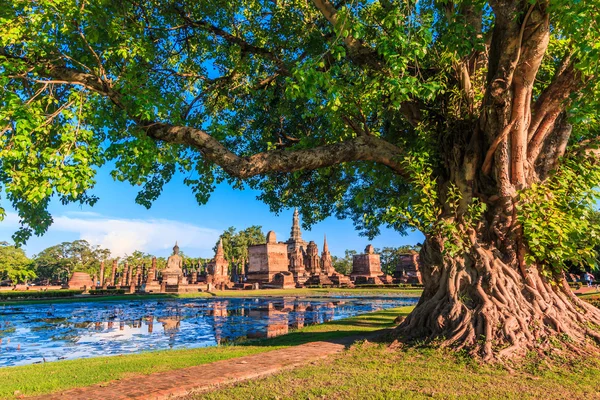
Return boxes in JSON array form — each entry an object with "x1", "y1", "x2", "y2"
[
  {"x1": 0, "y1": 306, "x2": 413, "y2": 399},
  {"x1": 0, "y1": 287, "x2": 423, "y2": 306}
]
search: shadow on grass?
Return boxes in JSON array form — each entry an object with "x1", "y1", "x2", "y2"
[{"x1": 238, "y1": 307, "x2": 412, "y2": 349}]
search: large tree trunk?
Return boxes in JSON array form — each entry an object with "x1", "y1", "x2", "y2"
[{"x1": 399, "y1": 221, "x2": 600, "y2": 361}]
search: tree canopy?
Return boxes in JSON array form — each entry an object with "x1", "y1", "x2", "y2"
[
  {"x1": 3, "y1": 0, "x2": 600, "y2": 359},
  {"x1": 33, "y1": 239, "x2": 110, "y2": 281},
  {"x1": 216, "y1": 225, "x2": 265, "y2": 265},
  {"x1": 0, "y1": 241, "x2": 35, "y2": 283}
]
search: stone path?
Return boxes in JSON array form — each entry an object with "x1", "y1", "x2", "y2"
[
  {"x1": 31, "y1": 334, "x2": 374, "y2": 400},
  {"x1": 574, "y1": 286, "x2": 600, "y2": 295}
]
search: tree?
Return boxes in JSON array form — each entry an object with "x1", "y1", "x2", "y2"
[
  {"x1": 34, "y1": 240, "x2": 110, "y2": 281},
  {"x1": 376, "y1": 245, "x2": 421, "y2": 275},
  {"x1": 216, "y1": 226, "x2": 265, "y2": 275},
  {"x1": 2, "y1": 1, "x2": 600, "y2": 360},
  {"x1": 332, "y1": 250, "x2": 356, "y2": 275},
  {"x1": 0, "y1": 241, "x2": 35, "y2": 283}
]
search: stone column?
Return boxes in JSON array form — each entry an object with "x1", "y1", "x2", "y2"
[
  {"x1": 128, "y1": 263, "x2": 134, "y2": 285},
  {"x1": 133, "y1": 265, "x2": 140, "y2": 286},
  {"x1": 123, "y1": 263, "x2": 129, "y2": 285},
  {"x1": 118, "y1": 266, "x2": 125, "y2": 286},
  {"x1": 110, "y1": 259, "x2": 117, "y2": 286},
  {"x1": 151, "y1": 257, "x2": 157, "y2": 281},
  {"x1": 99, "y1": 261, "x2": 105, "y2": 287}
]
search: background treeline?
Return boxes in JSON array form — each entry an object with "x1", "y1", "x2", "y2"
[{"x1": 0, "y1": 224, "x2": 422, "y2": 284}]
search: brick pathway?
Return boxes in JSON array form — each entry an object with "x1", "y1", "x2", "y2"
[
  {"x1": 574, "y1": 286, "x2": 600, "y2": 295},
  {"x1": 31, "y1": 334, "x2": 374, "y2": 400}
]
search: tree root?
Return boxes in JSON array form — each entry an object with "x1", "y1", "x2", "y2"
[{"x1": 396, "y1": 237, "x2": 600, "y2": 362}]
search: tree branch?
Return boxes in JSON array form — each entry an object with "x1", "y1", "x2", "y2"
[
  {"x1": 527, "y1": 62, "x2": 583, "y2": 163},
  {"x1": 1, "y1": 49, "x2": 408, "y2": 179},
  {"x1": 311, "y1": 0, "x2": 382, "y2": 69},
  {"x1": 143, "y1": 123, "x2": 407, "y2": 178},
  {"x1": 174, "y1": 7, "x2": 289, "y2": 75}
]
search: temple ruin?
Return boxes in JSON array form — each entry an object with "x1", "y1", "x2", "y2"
[{"x1": 82, "y1": 209, "x2": 413, "y2": 293}]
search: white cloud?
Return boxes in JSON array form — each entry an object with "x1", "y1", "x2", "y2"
[{"x1": 2, "y1": 212, "x2": 221, "y2": 257}]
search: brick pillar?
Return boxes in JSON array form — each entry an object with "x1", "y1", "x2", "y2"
[
  {"x1": 111, "y1": 259, "x2": 117, "y2": 286},
  {"x1": 99, "y1": 261, "x2": 105, "y2": 287},
  {"x1": 151, "y1": 257, "x2": 157, "y2": 281}
]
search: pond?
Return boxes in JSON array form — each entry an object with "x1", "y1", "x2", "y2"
[{"x1": 0, "y1": 296, "x2": 417, "y2": 367}]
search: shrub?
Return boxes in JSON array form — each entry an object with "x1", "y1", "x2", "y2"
[{"x1": 0, "y1": 290, "x2": 83, "y2": 300}]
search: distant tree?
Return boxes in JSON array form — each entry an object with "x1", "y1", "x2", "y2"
[
  {"x1": 0, "y1": 242, "x2": 35, "y2": 283},
  {"x1": 377, "y1": 245, "x2": 421, "y2": 275},
  {"x1": 34, "y1": 240, "x2": 110, "y2": 281},
  {"x1": 124, "y1": 250, "x2": 150, "y2": 266},
  {"x1": 332, "y1": 250, "x2": 356, "y2": 275},
  {"x1": 215, "y1": 226, "x2": 265, "y2": 276}
]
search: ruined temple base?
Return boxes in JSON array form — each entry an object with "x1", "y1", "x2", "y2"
[
  {"x1": 304, "y1": 274, "x2": 334, "y2": 287},
  {"x1": 352, "y1": 276, "x2": 385, "y2": 285},
  {"x1": 329, "y1": 274, "x2": 354, "y2": 287},
  {"x1": 143, "y1": 283, "x2": 207, "y2": 294},
  {"x1": 143, "y1": 282, "x2": 162, "y2": 293}
]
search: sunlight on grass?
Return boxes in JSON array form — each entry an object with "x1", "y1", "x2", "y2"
[{"x1": 195, "y1": 341, "x2": 600, "y2": 400}]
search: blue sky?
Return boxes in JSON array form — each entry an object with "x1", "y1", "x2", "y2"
[{"x1": 0, "y1": 167, "x2": 424, "y2": 259}]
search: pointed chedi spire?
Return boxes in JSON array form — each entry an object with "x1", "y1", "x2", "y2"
[
  {"x1": 290, "y1": 207, "x2": 302, "y2": 241},
  {"x1": 216, "y1": 238, "x2": 224, "y2": 256},
  {"x1": 323, "y1": 234, "x2": 329, "y2": 254}
]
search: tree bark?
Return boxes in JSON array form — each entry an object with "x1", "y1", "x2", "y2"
[{"x1": 398, "y1": 222, "x2": 600, "y2": 361}]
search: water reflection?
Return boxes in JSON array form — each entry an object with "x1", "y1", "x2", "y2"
[{"x1": 0, "y1": 296, "x2": 416, "y2": 367}]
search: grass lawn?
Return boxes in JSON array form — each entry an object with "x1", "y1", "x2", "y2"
[
  {"x1": 194, "y1": 338, "x2": 600, "y2": 400},
  {"x1": 0, "y1": 287, "x2": 422, "y2": 306},
  {"x1": 0, "y1": 306, "x2": 413, "y2": 399}
]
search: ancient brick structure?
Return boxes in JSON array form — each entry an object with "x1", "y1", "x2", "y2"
[
  {"x1": 394, "y1": 251, "x2": 422, "y2": 284},
  {"x1": 285, "y1": 208, "x2": 308, "y2": 253},
  {"x1": 247, "y1": 231, "x2": 289, "y2": 283},
  {"x1": 149, "y1": 257, "x2": 157, "y2": 281},
  {"x1": 110, "y1": 259, "x2": 117, "y2": 286},
  {"x1": 118, "y1": 265, "x2": 125, "y2": 286},
  {"x1": 304, "y1": 273, "x2": 333, "y2": 286},
  {"x1": 320, "y1": 235, "x2": 335, "y2": 276},
  {"x1": 329, "y1": 273, "x2": 353, "y2": 287},
  {"x1": 289, "y1": 246, "x2": 309, "y2": 284},
  {"x1": 207, "y1": 239, "x2": 230, "y2": 285},
  {"x1": 304, "y1": 241, "x2": 321, "y2": 275},
  {"x1": 272, "y1": 271, "x2": 296, "y2": 289},
  {"x1": 144, "y1": 257, "x2": 161, "y2": 292},
  {"x1": 67, "y1": 272, "x2": 94, "y2": 290},
  {"x1": 135, "y1": 264, "x2": 142, "y2": 286},
  {"x1": 99, "y1": 261, "x2": 105, "y2": 287},
  {"x1": 123, "y1": 264, "x2": 130, "y2": 286},
  {"x1": 351, "y1": 244, "x2": 383, "y2": 279}
]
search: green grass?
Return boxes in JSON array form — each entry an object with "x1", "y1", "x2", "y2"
[
  {"x1": 0, "y1": 306, "x2": 413, "y2": 399},
  {"x1": 0, "y1": 287, "x2": 422, "y2": 306},
  {"x1": 194, "y1": 339, "x2": 600, "y2": 400}
]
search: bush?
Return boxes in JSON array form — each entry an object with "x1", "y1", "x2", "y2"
[
  {"x1": 0, "y1": 290, "x2": 83, "y2": 300},
  {"x1": 88, "y1": 289, "x2": 127, "y2": 295}
]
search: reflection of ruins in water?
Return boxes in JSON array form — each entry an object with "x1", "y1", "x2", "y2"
[
  {"x1": 0, "y1": 296, "x2": 415, "y2": 367},
  {"x1": 85, "y1": 299, "x2": 351, "y2": 343},
  {"x1": 157, "y1": 316, "x2": 181, "y2": 333},
  {"x1": 248, "y1": 303, "x2": 289, "y2": 339},
  {"x1": 210, "y1": 300, "x2": 229, "y2": 344}
]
